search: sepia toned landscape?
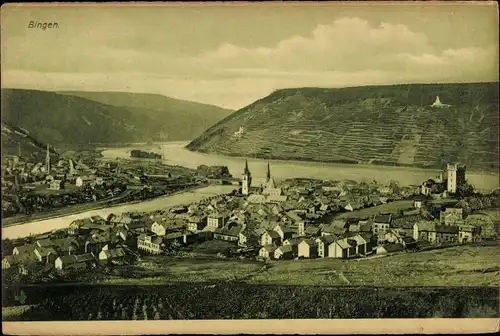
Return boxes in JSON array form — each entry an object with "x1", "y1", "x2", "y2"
[{"x1": 1, "y1": 2, "x2": 499, "y2": 325}]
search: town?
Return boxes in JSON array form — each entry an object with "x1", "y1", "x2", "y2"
[
  {"x1": 2, "y1": 158, "x2": 499, "y2": 285},
  {"x1": 1, "y1": 145, "x2": 234, "y2": 223}
]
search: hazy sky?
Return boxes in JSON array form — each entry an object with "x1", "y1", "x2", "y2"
[{"x1": 1, "y1": 2, "x2": 498, "y2": 109}]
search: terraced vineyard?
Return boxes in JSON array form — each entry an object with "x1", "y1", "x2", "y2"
[
  {"x1": 4, "y1": 284, "x2": 498, "y2": 320},
  {"x1": 188, "y1": 83, "x2": 499, "y2": 171}
]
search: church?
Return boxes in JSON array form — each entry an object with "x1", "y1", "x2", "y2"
[{"x1": 241, "y1": 160, "x2": 281, "y2": 196}]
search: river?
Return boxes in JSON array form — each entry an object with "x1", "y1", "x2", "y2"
[
  {"x1": 1, "y1": 185, "x2": 235, "y2": 240},
  {"x1": 4, "y1": 142, "x2": 498, "y2": 239},
  {"x1": 102, "y1": 142, "x2": 499, "y2": 191}
]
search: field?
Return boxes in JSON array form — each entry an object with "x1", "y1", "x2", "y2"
[
  {"x1": 91, "y1": 245, "x2": 500, "y2": 287},
  {"x1": 3, "y1": 285, "x2": 498, "y2": 320},
  {"x1": 3, "y1": 245, "x2": 499, "y2": 321}
]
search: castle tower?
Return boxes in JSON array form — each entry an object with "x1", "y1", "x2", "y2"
[
  {"x1": 447, "y1": 163, "x2": 457, "y2": 193},
  {"x1": 45, "y1": 144, "x2": 51, "y2": 173},
  {"x1": 242, "y1": 159, "x2": 252, "y2": 195}
]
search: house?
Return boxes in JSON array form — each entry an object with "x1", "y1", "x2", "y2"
[
  {"x1": 350, "y1": 234, "x2": 369, "y2": 256},
  {"x1": 375, "y1": 243, "x2": 405, "y2": 255},
  {"x1": 247, "y1": 194, "x2": 266, "y2": 204},
  {"x1": 164, "y1": 232, "x2": 189, "y2": 245},
  {"x1": 37, "y1": 247, "x2": 58, "y2": 264},
  {"x1": 137, "y1": 234, "x2": 163, "y2": 254},
  {"x1": 48, "y1": 179, "x2": 63, "y2": 190},
  {"x1": 207, "y1": 213, "x2": 227, "y2": 230},
  {"x1": 348, "y1": 223, "x2": 360, "y2": 233},
  {"x1": 214, "y1": 224, "x2": 244, "y2": 242},
  {"x1": 125, "y1": 221, "x2": 149, "y2": 232},
  {"x1": 402, "y1": 236, "x2": 418, "y2": 250},
  {"x1": 266, "y1": 195, "x2": 288, "y2": 204},
  {"x1": 53, "y1": 237, "x2": 80, "y2": 255},
  {"x1": 261, "y1": 230, "x2": 281, "y2": 246},
  {"x1": 283, "y1": 238, "x2": 301, "y2": 255},
  {"x1": 98, "y1": 248, "x2": 126, "y2": 263},
  {"x1": 2, "y1": 255, "x2": 17, "y2": 269},
  {"x1": 440, "y1": 208, "x2": 464, "y2": 226},
  {"x1": 12, "y1": 244, "x2": 41, "y2": 262},
  {"x1": 322, "y1": 220, "x2": 348, "y2": 237},
  {"x1": 259, "y1": 245, "x2": 277, "y2": 260},
  {"x1": 305, "y1": 225, "x2": 321, "y2": 237},
  {"x1": 298, "y1": 239, "x2": 318, "y2": 259},
  {"x1": 273, "y1": 224, "x2": 295, "y2": 241},
  {"x1": 110, "y1": 215, "x2": 133, "y2": 227},
  {"x1": 413, "y1": 221, "x2": 437, "y2": 243},
  {"x1": 435, "y1": 225, "x2": 459, "y2": 244},
  {"x1": 384, "y1": 229, "x2": 405, "y2": 244},
  {"x1": 238, "y1": 229, "x2": 259, "y2": 247},
  {"x1": 372, "y1": 214, "x2": 392, "y2": 243},
  {"x1": 459, "y1": 225, "x2": 482, "y2": 243},
  {"x1": 149, "y1": 220, "x2": 167, "y2": 236},
  {"x1": 274, "y1": 245, "x2": 294, "y2": 260},
  {"x1": 315, "y1": 235, "x2": 337, "y2": 258},
  {"x1": 84, "y1": 235, "x2": 110, "y2": 255},
  {"x1": 391, "y1": 214, "x2": 423, "y2": 236},
  {"x1": 55, "y1": 253, "x2": 95, "y2": 270},
  {"x1": 327, "y1": 238, "x2": 354, "y2": 259}
]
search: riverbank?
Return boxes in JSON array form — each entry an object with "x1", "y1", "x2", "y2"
[
  {"x1": 101, "y1": 142, "x2": 500, "y2": 192},
  {"x1": 1, "y1": 184, "x2": 236, "y2": 240},
  {"x1": 1, "y1": 184, "x2": 212, "y2": 227}
]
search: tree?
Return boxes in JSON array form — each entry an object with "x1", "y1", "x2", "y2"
[
  {"x1": 455, "y1": 183, "x2": 475, "y2": 198},
  {"x1": 455, "y1": 200, "x2": 471, "y2": 216}
]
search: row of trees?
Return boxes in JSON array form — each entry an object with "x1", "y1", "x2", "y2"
[{"x1": 130, "y1": 150, "x2": 162, "y2": 160}]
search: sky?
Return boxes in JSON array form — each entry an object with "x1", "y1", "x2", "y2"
[{"x1": 1, "y1": 2, "x2": 498, "y2": 109}]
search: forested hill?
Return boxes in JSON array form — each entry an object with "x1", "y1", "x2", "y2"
[
  {"x1": 187, "y1": 82, "x2": 499, "y2": 172},
  {"x1": 57, "y1": 90, "x2": 234, "y2": 141},
  {"x1": 1, "y1": 89, "x2": 234, "y2": 150}
]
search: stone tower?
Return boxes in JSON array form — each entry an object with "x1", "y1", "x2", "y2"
[
  {"x1": 242, "y1": 159, "x2": 252, "y2": 195},
  {"x1": 447, "y1": 163, "x2": 457, "y2": 193}
]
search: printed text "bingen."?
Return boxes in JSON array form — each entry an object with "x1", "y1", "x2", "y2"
[{"x1": 28, "y1": 21, "x2": 59, "y2": 30}]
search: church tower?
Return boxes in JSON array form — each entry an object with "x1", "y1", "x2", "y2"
[{"x1": 242, "y1": 159, "x2": 252, "y2": 195}]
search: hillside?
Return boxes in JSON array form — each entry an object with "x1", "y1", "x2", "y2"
[
  {"x1": 57, "y1": 91, "x2": 234, "y2": 141},
  {"x1": 1, "y1": 123, "x2": 57, "y2": 160},
  {"x1": 1, "y1": 89, "x2": 233, "y2": 149},
  {"x1": 187, "y1": 83, "x2": 500, "y2": 172}
]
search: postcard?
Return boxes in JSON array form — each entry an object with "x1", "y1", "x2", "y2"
[{"x1": 1, "y1": 1, "x2": 499, "y2": 335}]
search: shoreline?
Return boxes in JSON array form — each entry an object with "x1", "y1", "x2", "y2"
[
  {"x1": 184, "y1": 146, "x2": 500, "y2": 176},
  {"x1": 1, "y1": 183, "x2": 211, "y2": 228}
]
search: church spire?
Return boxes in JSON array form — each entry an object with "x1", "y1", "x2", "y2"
[
  {"x1": 266, "y1": 162, "x2": 271, "y2": 182},
  {"x1": 244, "y1": 159, "x2": 250, "y2": 175}
]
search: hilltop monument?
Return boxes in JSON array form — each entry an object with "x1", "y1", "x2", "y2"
[{"x1": 431, "y1": 95, "x2": 452, "y2": 108}]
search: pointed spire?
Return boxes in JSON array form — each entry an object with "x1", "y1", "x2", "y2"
[
  {"x1": 244, "y1": 159, "x2": 250, "y2": 174},
  {"x1": 266, "y1": 162, "x2": 271, "y2": 181}
]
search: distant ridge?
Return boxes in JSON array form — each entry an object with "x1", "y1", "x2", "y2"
[
  {"x1": 1, "y1": 89, "x2": 234, "y2": 149},
  {"x1": 187, "y1": 82, "x2": 499, "y2": 172}
]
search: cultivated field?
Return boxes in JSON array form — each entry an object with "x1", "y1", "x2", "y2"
[
  {"x1": 95, "y1": 245, "x2": 499, "y2": 287},
  {"x1": 4, "y1": 284, "x2": 498, "y2": 320}
]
